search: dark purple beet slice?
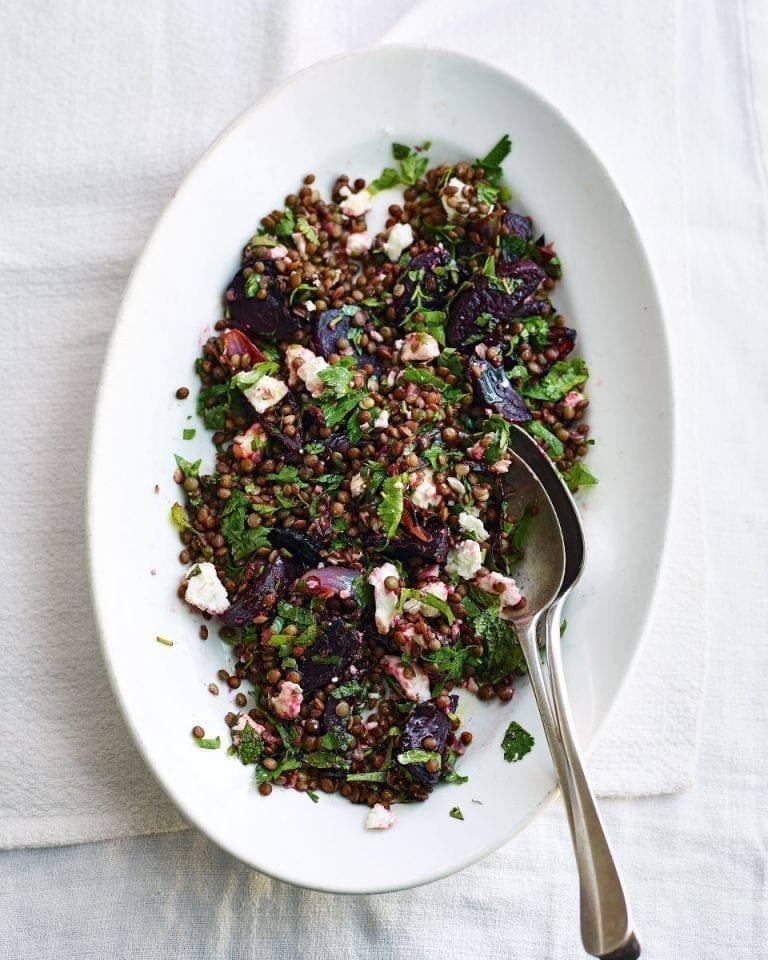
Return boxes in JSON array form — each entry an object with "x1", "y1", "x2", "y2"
[
  {"x1": 296, "y1": 618, "x2": 362, "y2": 693},
  {"x1": 267, "y1": 529, "x2": 322, "y2": 568},
  {"x1": 259, "y1": 392, "x2": 304, "y2": 462},
  {"x1": 225, "y1": 260, "x2": 299, "y2": 341},
  {"x1": 393, "y1": 248, "x2": 459, "y2": 319},
  {"x1": 319, "y1": 696, "x2": 348, "y2": 737},
  {"x1": 370, "y1": 512, "x2": 450, "y2": 564},
  {"x1": 499, "y1": 212, "x2": 533, "y2": 262},
  {"x1": 312, "y1": 309, "x2": 351, "y2": 358},
  {"x1": 320, "y1": 433, "x2": 351, "y2": 457},
  {"x1": 397, "y1": 695, "x2": 458, "y2": 785},
  {"x1": 446, "y1": 260, "x2": 546, "y2": 351},
  {"x1": 219, "y1": 555, "x2": 290, "y2": 628},
  {"x1": 470, "y1": 358, "x2": 531, "y2": 423}
]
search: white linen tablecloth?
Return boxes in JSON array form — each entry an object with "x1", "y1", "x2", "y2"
[{"x1": 1, "y1": 0, "x2": 766, "y2": 957}]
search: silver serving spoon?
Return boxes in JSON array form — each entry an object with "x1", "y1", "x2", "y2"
[{"x1": 508, "y1": 425, "x2": 641, "y2": 960}]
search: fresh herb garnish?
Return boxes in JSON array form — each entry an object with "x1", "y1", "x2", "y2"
[
  {"x1": 397, "y1": 749, "x2": 442, "y2": 767},
  {"x1": 378, "y1": 472, "x2": 407, "y2": 542},
  {"x1": 561, "y1": 462, "x2": 598, "y2": 492},
  {"x1": 520, "y1": 357, "x2": 589, "y2": 402},
  {"x1": 174, "y1": 454, "x2": 201, "y2": 477},
  {"x1": 235, "y1": 723, "x2": 264, "y2": 764},
  {"x1": 474, "y1": 603, "x2": 526, "y2": 683},
  {"x1": 195, "y1": 736, "x2": 221, "y2": 750},
  {"x1": 273, "y1": 208, "x2": 296, "y2": 237},
  {"x1": 527, "y1": 421, "x2": 565, "y2": 458},
  {"x1": 475, "y1": 134, "x2": 512, "y2": 185},
  {"x1": 501, "y1": 721, "x2": 534, "y2": 762},
  {"x1": 449, "y1": 805, "x2": 464, "y2": 820},
  {"x1": 398, "y1": 588, "x2": 456, "y2": 624},
  {"x1": 219, "y1": 489, "x2": 270, "y2": 560}
]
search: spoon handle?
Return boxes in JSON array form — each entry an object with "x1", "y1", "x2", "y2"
[{"x1": 545, "y1": 600, "x2": 641, "y2": 959}]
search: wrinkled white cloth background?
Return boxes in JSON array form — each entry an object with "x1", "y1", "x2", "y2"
[{"x1": 1, "y1": 0, "x2": 766, "y2": 957}]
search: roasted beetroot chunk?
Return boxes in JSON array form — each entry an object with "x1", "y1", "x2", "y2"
[
  {"x1": 499, "y1": 212, "x2": 533, "y2": 261},
  {"x1": 219, "y1": 555, "x2": 290, "y2": 629},
  {"x1": 446, "y1": 259, "x2": 546, "y2": 351},
  {"x1": 397, "y1": 696, "x2": 458, "y2": 785},
  {"x1": 225, "y1": 260, "x2": 299, "y2": 341},
  {"x1": 547, "y1": 324, "x2": 577, "y2": 360},
  {"x1": 470, "y1": 357, "x2": 531, "y2": 423},
  {"x1": 296, "y1": 619, "x2": 362, "y2": 693},
  {"x1": 393, "y1": 248, "x2": 459, "y2": 319},
  {"x1": 312, "y1": 308, "x2": 352, "y2": 358},
  {"x1": 219, "y1": 328, "x2": 266, "y2": 371},
  {"x1": 267, "y1": 529, "x2": 323, "y2": 569},
  {"x1": 371, "y1": 506, "x2": 450, "y2": 564}
]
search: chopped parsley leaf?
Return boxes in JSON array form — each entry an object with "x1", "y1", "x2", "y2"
[
  {"x1": 521, "y1": 357, "x2": 589, "y2": 402},
  {"x1": 195, "y1": 736, "x2": 221, "y2": 750},
  {"x1": 449, "y1": 805, "x2": 464, "y2": 820},
  {"x1": 378, "y1": 472, "x2": 407, "y2": 542},
  {"x1": 501, "y1": 722, "x2": 534, "y2": 762},
  {"x1": 527, "y1": 421, "x2": 565, "y2": 458},
  {"x1": 561, "y1": 462, "x2": 598, "y2": 492}
]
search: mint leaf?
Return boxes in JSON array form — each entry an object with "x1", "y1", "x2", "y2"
[
  {"x1": 231, "y1": 360, "x2": 279, "y2": 391},
  {"x1": 449, "y1": 806, "x2": 464, "y2": 820},
  {"x1": 346, "y1": 771, "x2": 387, "y2": 783},
  {"x1": 501, "y1": 721, "x2": 534, "y2": 762},
  {"x1": 370, "y1": 167, "x2": 401, "y2": 192},
  {"x1": 398, "y1": 749, "x2": 441, "y2": 767},
  {"x1": 392, "y1": 143, "x2": 411, "y2": 160},
  {"x1": 398, "y1": 588, "x2": 455, "y2": 624},
  {"x1": 474, "y1": 604, "x2": 525, "y2": 683},
  {"x1": 195, "y1": 736, "x2": 221, "y2": 750},
  {"x1": 273, "y1": 209, "x2": 296, "y2": 237}
]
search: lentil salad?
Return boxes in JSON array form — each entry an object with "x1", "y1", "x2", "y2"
[{"x1": 171, "y1": 136, "x2": 595, "y2": 824}]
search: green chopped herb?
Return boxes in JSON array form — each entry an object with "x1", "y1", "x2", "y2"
[
  {"x1": 378, "y1": 472, "x2": 407, "y2": 542},
  {"x1": 331, "y1": 678, "x2": 371, "y2": 700},
  {"x1": 155, "y1": 636, "x2": 174, "y2": 647},
  {"x1": 244, "y1": 272, "x2": 261, "y2": 298},
  {"x1": 397, "y1": 749, "x2": 442, "y2": 767},
  {"x1": 219, "y1": 488, "x2": 271, "y2": 560},
  {"x1": 296, "y1": 217, "x2": 319, "y2": 244},
  {"x1": 520, "y1": 357, "x2": 589, "y2": 402},
  {"x1": 449, "y1": 805, "x2": 464, "y2": 820},
  {"x1": 254, "y1": 757, "x2": 301, "y2": 785},
  {"x1": 195, "y1": 736, "x2": 221, "y2": 750},
  {"x1": 303, "y1": 751, "x2": 350, "y2": 770},
  {"x1": 182, "y1": 428, "x2": 196, "y2": 440},
  {"x1": 306, "y1": 789, "x2": 320, "y2": 803},
  {"x1": 474, "y1": 603, "x2": 526, "y2": 683},
  {"x1": 231, "y1": 360, "x2": 280, "y2": 392},
  {"x1": 424, "y1": 644, "x2": 473, "y2": 682},
  {"x1": 561, "y1": 462, "x2": 598, "y2": 492},
  {"x1": 346, "y1": 771, "x2": 387, "y2": 783},
  {"x1": 273, "y1": 208, "x2": 296, "y2": 237},
  {"x1": 317, "y1": 364, "x2": 355, "y2": 398},
  {"x1": 501, "y1": 721, "x2": 534, "y2": 762},
  {"x1": 235, "y1": 723, "x2": 264, "y2": 765},
  {"x1": 527, "y1": 420, "x2": 565, "y2": 457},
  {"x1": 402, "y1": 367, "x2": 467, "y2": 404},
  {"x1": 174, "y1": 454, "x2": 201, "y2": 477},
  {"x1": 369, "y1": 167, "x2": 401, "y2": 192},
  {"x1": 475, "y1": 134, "x2": 512, "y2": 185},
  {"x1": 398, "y1": 588, "x2": 455, "y2": 624},
  {"x1": 249, "y1": 233, "x2": 279, "y2": 247},
  {"x1": 443, "y1": 769, "x2": 469, "y2": 785}
]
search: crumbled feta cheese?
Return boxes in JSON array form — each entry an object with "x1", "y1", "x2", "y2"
[
  {"x1": 368, "y1": 563, "x2": 400, "y2": 633},
  {"x1": 266, "y1": 244, "x2": 289, "y2": 260},
  {"x1": 373, "y1": 409, "x2": 390, "y2": 429},
  {"x1": 184, "y1": 562, "x2": 230, "y2": 615},
  {"x1": 382, "y1": 222, "x2": 414, "y2": 262},
  {"x1": 446, "y1": 540, "x2": 484, "y2": 580},
  {"x1": 350, "y1": 474, "x2": 366, "y2": 497},
  {"x1": 365, "y1": 803, "x2": 397, "y2": 830},
  {"x1": 475, "y1": 570, "x2": 523, "y2": 618},
  {"x1": 339, "y1": 187, "x2": 374, "y2": 218},
  {"x1": 346, "y1": 232, "x2": 372, "y2": 256},
  {"x1": 459, "y1": 512, "x2": 490, "y2": 541},
  {"x1": 291, "y1": 232, "x2": 307, "y2": 257},
  {"x1": 242, "y1": 375, "x2": 288, "y2": 413},
  {"x1": 232, "y1": 423, "x2": 267, "y2": 463},
  {"x1": 410, "y1": 469, "x2": 441, "y2": 510},
  {"x1": 284, "y1": 344, "x2": 329, "y2": 398},
  {"x1": 270, "y1": 681, "x2": 304, "y2": 719},
  {"x1": 403, "y1": 580, "x2": 449, "y2": 618},
  {"x1": 305, "y1": 300, "x2": 316, "y2": 312},
  {"x1": 382, "y1": 656, "x2": 431, "y2": 701},
  {"x1": 564, "y1": 390, "x2": 584, "y2": 407},
  {"x1": 399, "y1": 332, "x2": 440, "y2": 363},
  {"x1": 446, "y1": 477, "x2": 465, "y2": 499},
  {"x1": 491, "y1": 458, "x2": 511, "y2": 474}
]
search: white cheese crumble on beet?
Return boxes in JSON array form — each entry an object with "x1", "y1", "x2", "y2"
[
  {"x1": 381, "y1": 656, "x2": 431, "y2": 702},
  {"x1": 475, "y1": 570, "x2": 523, "y2": 617},
  {"x1": 458, "y1": 511, "x2": 490, "y2": 541},
  {"x1": 242, "y1": 375, "x2": 288, "y2": 413},
  {"x1": 399, "y1": 332, "x2": 440, "y2": 363},
  {"x1": 367, "y1": 563, "x2": 400, "y2": 633},
  {"x1": 184, "y1": 562, "x2": 230, "y2": 615},
  {"x1": 446, "y1": 540, "x2": 484, "y2": 580},
  {"x1": 365, "y1": 803, "x2": 397, "y2": 830},
  {"x1": 349, "y1": 474, "x2": 366, "y2": 497},
  {"x1": 373, "y1": 409, "x2": 390, "y2": 429},
  {"x1": 284, "y1": 344, "x2": 329, "y2": 398},
  {"x1": 270, "y1": 681, "x2": 304, "y2": 719},
  {"x1": 232, "y1": 423, "x2": 267, "y2": 462},
  {"x1": 382, "y1": 222, "x2": 414, "y2": 262}
]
